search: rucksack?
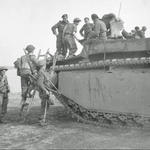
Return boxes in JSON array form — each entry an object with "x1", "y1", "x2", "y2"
[{"x1": 14, "y1": 55, "x2": 32, "y2": 77}]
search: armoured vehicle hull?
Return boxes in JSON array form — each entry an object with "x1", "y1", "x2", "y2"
[{"x1": 48, "y1": 38, "x2": 150, "y2": 128}]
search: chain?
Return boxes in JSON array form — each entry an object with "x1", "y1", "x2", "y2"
[{"x1": 53, "y1": 92, "x2": 150, "y2": 129}]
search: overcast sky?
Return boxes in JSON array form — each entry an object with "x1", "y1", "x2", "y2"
[{"x1": 0, "y1": 0, "x2": 150, "y2": 66}]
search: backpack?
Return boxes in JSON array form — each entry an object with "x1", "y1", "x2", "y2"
[{"x1": 14, "y1": 55, "x2": 32, "y2": 77}]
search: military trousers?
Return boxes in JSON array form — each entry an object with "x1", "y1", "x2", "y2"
[
  {"x1": 21, "y1": 76, "x2": 31, "y2": 101},
  {"x1": 39, "y1": 90, "x2": 50, "y2": 115},
  {"x1": 56, "y1": 35, "x2": 67, "y2": 57},
  {"x1": 63, "y1": 34, "x2": 77, "y2": 56},
  {"x1": 0, "y1": 93, "x2": 9, "y2": 118}
]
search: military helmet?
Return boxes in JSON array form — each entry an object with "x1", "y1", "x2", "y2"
[
  {"x1": 25, "y1": 44, "x2": 35, "y2": 53},
  {"x1": 62, "y1": 14, "x2": 68, "y2": 18},
  {"x1": 91, "y1": 14, "x2": 99, "y2": 20},
  {"x1": 73, "y1": 18, "x2": 81, "y2": 23},
  {"x1": 0, "y1": 66, "x2": 8, "y2": 71},
  {"x1": 135, "y1": 26, "x2": 140, "y2": 30}
]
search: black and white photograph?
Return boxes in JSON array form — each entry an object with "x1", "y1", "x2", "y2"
[{"x1": 0, "y1": 0, "x2": 150, "y2": 149}]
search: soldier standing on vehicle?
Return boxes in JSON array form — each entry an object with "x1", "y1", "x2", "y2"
[
  {"x1": 79, "y1": 17, "x2": 94, "y2": 40},
  {"x1": 63, "y1": 18, "x2": 81, "y2": 58},
  {"x1": 88, "y1": 14, "x2": 107, "y2": 40},
  {"x1": 14, "y1": 44, "x2": 39, "y2": 112},
  {"x1": 51, "y1": 14, "x2": 69, "y2": 59},
  {"x1": 0, "y1": 67, "x2": 10, "y2": 123}
]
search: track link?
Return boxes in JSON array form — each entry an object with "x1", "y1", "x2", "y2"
[{"x1": 53, "y1": 92, "x2": 150, "y2": 129}]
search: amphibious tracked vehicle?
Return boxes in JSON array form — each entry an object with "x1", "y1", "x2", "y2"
[{"x1": 47, "y1": 37, "x2": 150, "y2": 128}]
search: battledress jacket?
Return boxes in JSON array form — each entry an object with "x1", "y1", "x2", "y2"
[
  {"x1": 89, "y1": 19, "x2": 107, "y2": 40},
  {"x1": 0, "y1": 74, "x2": 9, "y2": 94}
]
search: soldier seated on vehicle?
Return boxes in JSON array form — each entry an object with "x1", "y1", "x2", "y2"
[
  {"x1": 122, "y1": 29, "x2": 134, "y2": 39},
  {"x1": 36, "y1": 60, "x2": 57, "y2": 121},
  {"x1": 123, "y1": 26, "x2": 147, "y2": 40},
  {"x1": 134, "y1": 26, "x2": 147, "y2": 39},
  {"x1": 140, "y1": 26, "x2": 147, "y2": 38},
  {"x1": 0, "y1": 67, "x2": 10, "y2": 123},
  {"x1": 134, "y1": 26, "x2": 141, "y2": 39}
]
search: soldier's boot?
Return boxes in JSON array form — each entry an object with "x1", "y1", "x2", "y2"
[
  {"x1": 57, "y1": 54, "x2": 65, "y2": 61},
  {"x1": 49, "y1": 98, "x2": 54, "y2": 105},
  {"x1": 67, "y1": 49, "x2": 76, "y2": 59},
  {"x1": 67, "y1": 54, "x2": 76, "y2": 59}
]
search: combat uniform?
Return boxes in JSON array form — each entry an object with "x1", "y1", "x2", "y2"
[
  {"x1": 36, "y1": 61, "x2": 56, "y2": 118},
  {"x1": 63, "y1": 23, "x2": 78, "y2": 57},
  {"x1": 89, "y1": 18, "x2": 107, "y2": 40},
  {"x1": 0, "y1": 67, "x2": 10, "y2": 122},
  {"x1": 135, "y1": 30, "x2": 145, "y2": 39},
  {"x1": 51, "y1": 20, "x2": 69, "y2": 57},
  {"x1": 79, "y1": 23, "x2": 94, "y2": 40},
  {"x1": 18, "y1": 45, "x2": 39, "y2": 106}
]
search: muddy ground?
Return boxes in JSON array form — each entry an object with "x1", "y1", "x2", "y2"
[{"x1": 1, "y1": 93, "x2": 150, "y2": 149}]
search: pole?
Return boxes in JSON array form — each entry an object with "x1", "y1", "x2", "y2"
[
  {"x1": 118, "y1": 2, "x2": 122, "y2": 18},
  {"x1": 43, "y1": 100, "x2": 48, "y2": 123},
  {"x1": 37, "y1": 49, "x2": 41, "y2": 59}
]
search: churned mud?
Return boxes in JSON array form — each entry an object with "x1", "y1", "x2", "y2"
[{"x1": 0, "y1": 93, "x2": 150, "y2": 149}]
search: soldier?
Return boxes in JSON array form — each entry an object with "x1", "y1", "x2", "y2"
[
  {"x1": 140, "y1": 26, "x2": 147, "y2": 38},
  {"x1": 63, "y1": 18, "x2": 81, "y2": 58},
  {"x1": 134, "y1": 26, "x2": 141, "y2": 39},
  {"x1": 122, "y1": 29, "x2": 134, "y2": 39},
  {"x1": 79, "y1": 17, "x2": 94, "y2": 40},
  {"x1": 88, "y1": 14, "x2": 107, "y2": 40},
  {"x1": 141, "y1": 26, "x2": 147, "y2": 37},
  {"x1": 0, "y1": 67, "x2": 10, "y2": 123},
  {"x1": 51, "y1": 14, "x2": 69, "y2": 59},
  {"x1": 36, "y1": 60, "x2": 57, "y2": 121},
  {"x1": 133, "y1": 26, "x2": 147, "y2": 39},
  {"x1": 14, "y1": 44, "x2": 39, "y2": 112}
]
